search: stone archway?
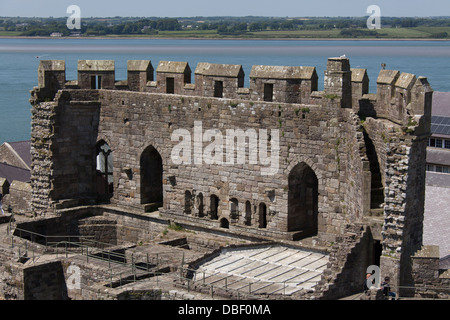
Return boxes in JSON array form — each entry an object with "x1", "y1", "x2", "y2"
[
  {"x1": 288, "y1": 162, "x2": 319, "y2": 236},
  {"x1": 140, "y1": 145, "x2": 163, "y2": 205}
]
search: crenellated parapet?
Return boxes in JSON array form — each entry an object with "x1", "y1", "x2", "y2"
[{"x1": 31, "y1": 57, "x2": 432, "y2": 129}]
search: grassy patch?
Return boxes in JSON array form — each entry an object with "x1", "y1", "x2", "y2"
[{"x1": 0, "y1": 31, "x2": 22, "y2": 36}]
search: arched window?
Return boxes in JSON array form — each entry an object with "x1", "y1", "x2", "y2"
[
  {"x1": 140, "y1": 146, "x2": 163, "y2": 205},
  {"x1": 95, "y1": 141, "x2": 113, "y2": 200}
]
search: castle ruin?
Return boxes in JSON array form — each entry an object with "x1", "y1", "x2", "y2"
[{"x1": 17, "y1": 56, "x2": 439, "y2": 299}]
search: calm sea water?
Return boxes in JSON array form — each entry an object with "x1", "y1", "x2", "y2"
[{"x1": 1, "y1": 38, "x2": 450, "y2": 144}]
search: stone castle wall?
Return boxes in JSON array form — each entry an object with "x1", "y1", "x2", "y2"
[{"x1": 29, "y1": 57, "x2": 432, "y2": 291}]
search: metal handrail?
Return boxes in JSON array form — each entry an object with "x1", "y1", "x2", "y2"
[
  {"x1": 10, "y1": 226, "x2": 96, "y2": 248},
  {"x1": 178, "y1": 266, "x2": 321, "y2": 297}
]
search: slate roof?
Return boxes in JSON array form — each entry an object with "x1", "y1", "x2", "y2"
[
  {"x1": 0, "y1": 163, "x2": 31, "y2": 183},
  {"x1": 7, "y1": 140, "x2": 31, "y2": 168},
  {"x1": 432, "y1": 92, "x2": 450, "y2": 117},
  {"x1": 0, "y1": 140, "x2": 31, "y2": 184},
  {"x1": 427, "y1": 148, "x2": 450, "y2": 167}
]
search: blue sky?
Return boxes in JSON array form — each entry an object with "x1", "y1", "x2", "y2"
[{"x1": 1, "y1": 0, "x2": 449, "y2": 17}]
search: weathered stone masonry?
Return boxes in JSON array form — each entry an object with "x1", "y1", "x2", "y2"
[{"x1": 29, "y1": 57, "x2": 432, "y2": 295}]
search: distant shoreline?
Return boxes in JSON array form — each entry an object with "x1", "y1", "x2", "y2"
[{"x1": 1, "y1": 35, "x2": 450, "y2": 41}]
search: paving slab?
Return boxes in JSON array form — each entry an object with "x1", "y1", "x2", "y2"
[{"x1": 193, "y1": 245, "x2": 329, "y2": 295}]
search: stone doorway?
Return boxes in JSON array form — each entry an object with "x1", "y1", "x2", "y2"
[
  {"x1": 140, "y1": 146, "x2": 163, "y2": 206},
  {"x1": 288, "y1": 162, "x2": 318, "y2": 236}
]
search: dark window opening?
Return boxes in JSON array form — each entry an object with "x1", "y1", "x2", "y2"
[
  {"x1": 373, "y1": 240, "x2": 382, "y2": 267},
  {"x1": 91, "y1": 75, "x2": 102, "y2": 89},
  {"x1": 214, "y1": 81, "x2": 224, "y2": 98},
  {"x1": 220, "y1": 218, "x2": 229, "y2": 229},
  {"x1": 429, "y1": 138, "x2": 436, "y2": 147},
  {"x1": 166, "y1": 77, "x2": 175, "y2": 94},
  {"x1": 210, "y1": 194, "x2": 219, "y2": 220},
  {"x1": 140, "y1": 146, "x2": 163, "y2": 206},
  {"x1": 197, "y1": 193, "x2": 204, "y2": 217},
  {"x1": 259, "y1": 203, "x2": 267, "y2": 228},
  {"x1": 264, "y1": 83, "x2": 273, "y2": 102},
  {"x1": 184, "y1": 191, "x2": 192, "y2": 215}
]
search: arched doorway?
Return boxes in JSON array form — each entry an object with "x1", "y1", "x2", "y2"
[
  {"x1": 220, "y1": 218, "x2": 229, "y2": 229},
  {"x1": 140, "y1": 146, "x2": 163, "y2": 205},
  {"x1": 95, "y1": 140, "x2": 113, "y2": 201},
  {"x1": 288, "y1": 162, "x2": 318, "y2": 236}
]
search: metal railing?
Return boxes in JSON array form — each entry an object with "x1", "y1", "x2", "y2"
[
  {"x1": 11, "y1": 225, "x2": 447, "y2": 300},
  {"x1": 175, "y1": 266, "x2": 321, "y2": 299}
]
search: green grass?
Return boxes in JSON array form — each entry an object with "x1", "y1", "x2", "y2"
[
  {"x1": 248, "y1": 29, "x2": 342, "y2": 38},
  {"x1": 5, "y1": 26, "x2": 450, "y2": 40},
  {"x1": 0, "y1": 31, "x2": 22, "y2": 36},
  {"x1": 148, "y1": 27, "x2": 450, "y2": 39},
  {"x1": 376, "y1": 28, "x2": 430, "y2": 38}
]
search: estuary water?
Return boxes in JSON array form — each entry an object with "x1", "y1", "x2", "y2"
[{"x1": 1, "y1": 38, "x2": 450, "y2": 144}]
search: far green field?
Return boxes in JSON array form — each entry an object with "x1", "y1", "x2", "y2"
[
  {"x1": 375, "y1": 27, "x2": 450, "y2": 38},
  {"x1": 0, "y1": 31, "x2": 22, "y2": 36},
  {"x1": 150, "y1": 27, "x2": 450, "y2": 39},
  {"x1": 248, "y1": 29, "x2": 343, "y2": 38},
  {"x1": 250, "y1": 27, "x2": 450, "y2": 39},
  {"x1": 3, "y1": 26, "x2": 450, "y2": 40}
]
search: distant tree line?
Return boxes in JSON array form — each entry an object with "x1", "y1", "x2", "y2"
[{"x1": 0, "y1": 17, "x2": 181, "y2": 36}]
